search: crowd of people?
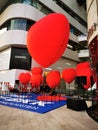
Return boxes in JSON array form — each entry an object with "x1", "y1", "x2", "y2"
[{"x1": 0, "y1": 81, "x2": 53, "y2": 95}]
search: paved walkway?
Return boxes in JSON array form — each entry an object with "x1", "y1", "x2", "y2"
[{"x1": 0, "y1": 101, "x2": 98, "y2": 130}]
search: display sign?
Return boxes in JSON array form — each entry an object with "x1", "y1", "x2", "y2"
[{"x1": 9, "y1": 47, "x2": 31, "y2": 70}]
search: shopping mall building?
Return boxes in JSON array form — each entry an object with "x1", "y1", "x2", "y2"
[{"x1": 0, "y1": 0, "x2": 88, "y2": 86}]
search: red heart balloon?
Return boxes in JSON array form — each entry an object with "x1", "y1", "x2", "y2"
[
  {"x1": 30, "y1": 74, "x2": 43, "y2": 87},
  {"x1": 18, "y1": 72, "x2": 31, "y2": 85},
  {"x1": 27, "y1": 13, "x2": 70, "y2": 68},
  {"x1": 62, "y1": 68, "x2": 76, "y2": 84},
  {"x1": 46, "y1": 71, "x2": 60, "y2": 88}
]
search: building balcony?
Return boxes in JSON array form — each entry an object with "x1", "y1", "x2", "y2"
[
  {"x1": 78, "y1": 49, "x2": 89, "y2": 58},
  {"x1": 78, "y1": 34, "x2": 87, "y2": 42}
]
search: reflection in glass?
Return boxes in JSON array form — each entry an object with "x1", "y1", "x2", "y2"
[{"x1": 10, "y1": 19, "x2": 27, "y2": 30}]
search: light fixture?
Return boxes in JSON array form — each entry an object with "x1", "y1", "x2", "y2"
[{"x1": 45, "y1": 67, "x2": 52, "y2": 70}]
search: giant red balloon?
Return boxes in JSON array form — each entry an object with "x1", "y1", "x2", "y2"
[
  {"x1": 46, "y1": 71, "x2": 61, "y2": 88},
  {"x1": 31, "y1": 67, "x2": 43, "y2": 75},
  {"x1": 62, "y1": 68, "x2": 76, "y2": 84},
  {"x1": 27, "y1": 13, "x2": 70, "y2": 68}
]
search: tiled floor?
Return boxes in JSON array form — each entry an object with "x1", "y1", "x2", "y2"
[{"x1": 0, "y1": 101, "x2": 98, "y2": 130}]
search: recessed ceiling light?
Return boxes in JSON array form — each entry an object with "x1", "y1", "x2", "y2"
[
  {"x1": 56, "y1": 67, "x2": 62, "y2": 69},
  {"x1": 66, "y1": 62, "x2": 71, "y2": 65},
  {"x1": 45, "y1": 68, "x2": 52, "y2": 70}
]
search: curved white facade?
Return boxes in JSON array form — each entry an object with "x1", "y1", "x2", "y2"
[
  {"x1": 0, "y1": 3, "x2": 86, "y2": 51},
  {"x1": 0, "y1": 3, "x2": 45, "y2": 25}
]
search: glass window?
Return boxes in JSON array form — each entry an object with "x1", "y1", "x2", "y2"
[
  {"x1": 32, "y1": 0, "x2": 38, "y2": 7},
  {"x1": 37, "y1": 1, "x2": 53, "y2": 15},
  {"x1": 10, "y1": 19, "x2": 27, "y2": 30},
  {"x1": 52, "y1": 0, "x2": 87, "y2": 27},
  {"x1": 70, "y1": 24, "x2": 82, "y2": 36},
  {"x1": 0, "y1": 19, "x2": 35, "y2": 31},
  {"x1": 26, "y1": 20, "x2": 35, "y2": 30},
  {"x1": 22, "y1": 0, "x2": 32, "y2": 5}
]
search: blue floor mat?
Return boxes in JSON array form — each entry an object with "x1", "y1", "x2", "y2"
[{"x1": 0, "y1": 93, "x2": 67, "y2": 114}]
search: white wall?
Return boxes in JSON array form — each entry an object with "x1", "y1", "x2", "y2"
[
  {"x1": 0, "y1": 69, "x2": 16, "y2": 86},
  {"x1": 0, "y1": 69, "x2": 31, "y2": 87},
  {"x1": 15, "y1": 69, "x2": 31, "y2": 80},
  {"x1": 0, "y1": 48, "x2": 11, "y2": 70}
]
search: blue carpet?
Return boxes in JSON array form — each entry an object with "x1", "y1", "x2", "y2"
[{"x1": 0, "y1": 93, "x2": 67, "y2": 114}]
